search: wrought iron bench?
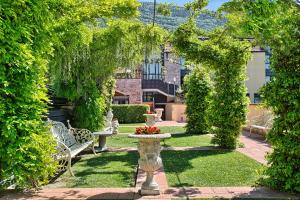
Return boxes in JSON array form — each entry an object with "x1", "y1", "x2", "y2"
[
  {"x1": 49, "y1": 119, "x2": 96, "y2": 176},
  {"x1": 249, "y1": 112, "x2": 273, "y2": 138}
]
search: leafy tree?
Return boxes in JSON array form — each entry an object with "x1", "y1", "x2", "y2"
[
  {"x1": 221, "y1": 0, "x2": 300, "y2": 192},
  {"x1": 172, "y1": 16, "x2": 251, "y2": 149},
  {"x1": 184, "y1": 66, "x2": 211, "y2": 134},
  {"x1": 50, "y1": 18, "x2": 167, "y2": 131}
]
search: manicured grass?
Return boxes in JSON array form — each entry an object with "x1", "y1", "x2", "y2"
[
  {"x1": 162, "y1": 150, "x2": 264, "y2": 187},
  {"x1": 118, "y1": 126, "x2": 186, "y2": 134},
  {"x1": 106, "y1": 133, "x2": 214, "y2": 148},
  {"x1": 53, "y1": 152, "x2": 138, "y2": 188},
  {"x1": 106, "y1": 134, "x2": 138, "y2": 147},
  {"x1": 162, "y1": 133, "x2": 214, "y2": 147},
  {"x1": 119, "y1": 123, "x2": 146, "y2": 126}
]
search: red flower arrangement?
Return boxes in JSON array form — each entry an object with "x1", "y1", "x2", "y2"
[
  {"x1": 135, "y1": 126, "x2": 161, "y2": 134},
  {"x1": 145, "y1": 111, "x2": 154, "y2": 114}
]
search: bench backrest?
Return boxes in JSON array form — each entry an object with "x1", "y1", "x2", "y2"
[{"x1": 50, "y1": 121, "x2": 77, "y2": 147}]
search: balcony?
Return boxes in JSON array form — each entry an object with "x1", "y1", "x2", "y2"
[{"x1": 142, "y1": 79, "x2": 178, "y2": 96}]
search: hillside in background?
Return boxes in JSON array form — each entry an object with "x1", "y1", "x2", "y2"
[{"x1": 139, "y1": 2, "x2": 225, "y2": 31}]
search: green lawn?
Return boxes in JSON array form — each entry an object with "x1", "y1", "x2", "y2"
[
  {"x1": 118, "y1": 126, "x2": 186, "y2": 134},
  {"x1": 52, "y1": 152, "x2": 138, "y2": 188},
  {"x1": 162, "y1": 150, "x2": 264, "y2": 187},
  {"x1": 119, "y1": 123, "x2": 146, "y2": 126},
  {"x1": 106, "y1": 133, "x2": 214, "y2": 148}
]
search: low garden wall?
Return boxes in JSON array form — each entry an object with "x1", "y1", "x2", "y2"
[{"x1": 165, "y1": 103, "x2": 270, "y2": 124}]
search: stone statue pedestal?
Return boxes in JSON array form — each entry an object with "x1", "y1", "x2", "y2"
[
  {"x1": 128, "y1": 133, "x2": 171, "y2": 195},
  {"x1": 154, "y1": 108, "x2": 164, "y2": 122},
  {"x1": 143, "y1": 113, "x2": 157, "y2": 127}
]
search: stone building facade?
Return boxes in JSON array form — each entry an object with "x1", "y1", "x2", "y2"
[
  {"x1": 113, "y1": 44, "x2": 270, "y2": 107},
  {"x1": 115, "y1": 79, "x2": 142, "y2": 104}
]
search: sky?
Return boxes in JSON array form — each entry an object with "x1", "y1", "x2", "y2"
[{"x1": 139, "y1": 0, "x2": 229, "y2": 11}]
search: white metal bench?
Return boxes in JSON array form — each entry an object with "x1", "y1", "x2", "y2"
[
  {"x1": 249, "y1": 114, "x2": 273, "y2": 137},
  {"x1": 49, "y1": 119, "x2": 96, "y2": 176}
]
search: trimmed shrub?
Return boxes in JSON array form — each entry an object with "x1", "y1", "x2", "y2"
[
  {"x1": 184, "y1": 66, "x2": 211, "y2": 134},
  {"x1": 111, "y1": 104, "x2": 150, "y2": 123}
]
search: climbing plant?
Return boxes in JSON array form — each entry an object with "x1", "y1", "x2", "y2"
[
  {"x1": 221, "y1": 0, "x2": 300, "y2": 192},
  {"x1": 0, "y1": 0, "x2": 166, "y2": 188},
  {"x1": 184, "y1": 66, "x2": 211, "y2": 134},
  {"x1": 0, "y1": 0, "x2": 57, "y2": 188},
  {"x1": 50, "y1": 19, "x2": 167, "y2": 131},
  {"x1": 172, "y1": 15, "x2": 251, "y2": 149}
]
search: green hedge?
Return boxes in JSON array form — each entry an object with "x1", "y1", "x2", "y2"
[
  {"x1": 184, "y1": 66, "x2": 211, "y2": 134},
  {"x1": 111, "y1": 104, "x2": 150, "y2": 123}
]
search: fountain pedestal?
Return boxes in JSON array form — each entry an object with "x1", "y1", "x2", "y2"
[
  {"x1": 143, "y1": 113, "x2": 157, "y2": 126},
  {"x1": 128, "y1": 134, "x2": 171, "y2": 195},
  {"x1": 154, "y1": 108, "x2": 164, "y2": 122}
]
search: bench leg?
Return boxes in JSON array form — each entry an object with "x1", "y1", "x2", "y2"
[
  {"x1": 249, "y1": 127, "x2": 252, "y2": 137},
  {"x1": 68, "y1": 157, "x2": 74, "y2": 176},
  {"x1": 92, "y1": 142, "x2": 96, "y2": 155}
]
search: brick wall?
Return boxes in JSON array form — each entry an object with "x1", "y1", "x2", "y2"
[{"x1": 115, "y1": 79, "x2": 142, "y2": 104}]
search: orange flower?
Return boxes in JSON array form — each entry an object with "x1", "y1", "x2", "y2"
[{"x1": 135, "y1": 126, "x2": 161, "y2": 134}]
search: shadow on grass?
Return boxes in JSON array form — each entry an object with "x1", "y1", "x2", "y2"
[
  {"x1": 53, "y1": 152, "x2": 139, "y2": 188},
  {"x1": 161, "y1": 150, "x2": 232, "y2": 187}
]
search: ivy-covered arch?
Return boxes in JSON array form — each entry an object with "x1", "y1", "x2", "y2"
[
  {"x1": 172, "y1": 20, "x2": 251, "y2": 149},
  {"x1": 220, "y1": 0, "x2": 300, "y2": 192}
]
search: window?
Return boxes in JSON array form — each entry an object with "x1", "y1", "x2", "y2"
[
  {"x1": 265, "y1": 47, "x2": 273, "y2": 80},
  {"x1": 143, "y1": 92, "x2": 155, "y2": 102},
  {"x1": 113, "y1": 96, "x2": 129, "y2": 104},
  {"x1": 143, "y1": 60, "x2": 162, "y2": 80},
  {"x1": 254, "y1": 93, "x2": 261, "y2": 104}
]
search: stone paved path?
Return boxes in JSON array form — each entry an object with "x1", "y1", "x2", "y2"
[
  {"x1": 2, "y1": 186, "x2": 298, "y2": 199},
  {"x1": 237, "y1": 131, "x2": 272, "y2": 165}
]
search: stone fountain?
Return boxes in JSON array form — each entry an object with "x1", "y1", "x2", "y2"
[{"x1": 128, "y1": 112, "x2": 171, "y2": 195}]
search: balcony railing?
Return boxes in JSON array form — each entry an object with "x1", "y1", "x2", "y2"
[{"x1": 142, "y1": 79, "x2": 178, "y2": 96}]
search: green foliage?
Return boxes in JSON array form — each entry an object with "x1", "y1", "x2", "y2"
[
  {"x1": 184, "y1": 66, "x2": 211, "y2": 134},
  {"x1": 172, "y1": 18, "x2": 251, "y2": 149},
  {"x1": 157, "y1": 3, "x2": 172, "y2": 16},
  {"x1": 103, "y1": 77, "x2": 116, "y2": 113},
  {"x1": 73, "y1": 96, "x2": 106, "y2": 131},
  {"x1": 0, "y1": 0, "x2": 165, "y2": 188},
  {"x1": 222, "y1": 0, "x2": 300, "y2": 192},
  {"x1": 0, "y1": 0, "x2": 57, "y2": 188},
  {"x1": 49, "y1": 2, "x2": 167, "y2": 130},
  {"x1": 111, "y1": 104, "x2": 150, "y2": 123}
]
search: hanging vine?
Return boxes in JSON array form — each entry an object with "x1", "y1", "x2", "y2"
[{"x1": 50, "y1": 15, "x2": 167, "y2": 131}]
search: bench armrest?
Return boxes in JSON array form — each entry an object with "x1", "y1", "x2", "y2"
[
  {"x1": 54, "y1": 141, "x2": 71, "y2": 160},
  {"x1": 69, "y1": 128, "x2": 94, "y2": 144}
]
